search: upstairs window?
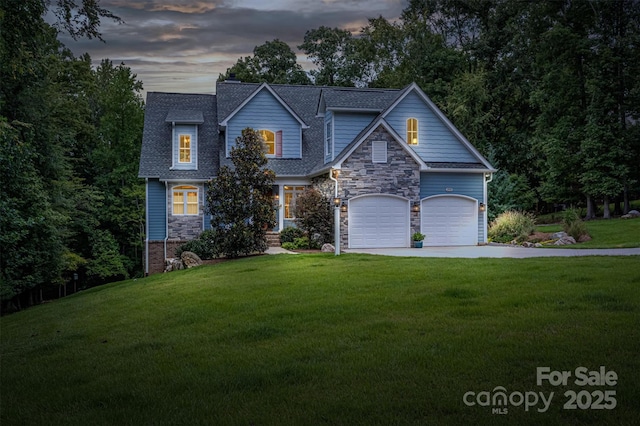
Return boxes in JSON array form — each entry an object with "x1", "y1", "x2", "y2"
[
  {"x1": 259, "y1": 130, "x2": 275, "y2": 156},
  {"x1": 407, "y1": 118, "x2": 418, "y2": 145},
  {"x1": 179, "y1": 134, "x2": 191, "y2": 163},
  {"x1": 173, "y1": 186, "x2": 198, "y2": 215}
]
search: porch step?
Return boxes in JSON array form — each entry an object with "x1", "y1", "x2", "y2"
[{"x1": 266, "y1": 231, "x2": 281, "y2": 247}]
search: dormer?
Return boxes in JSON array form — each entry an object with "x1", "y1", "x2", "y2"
[{"x1": 166, "y1": 109, "x2": 204, "y2": 170}]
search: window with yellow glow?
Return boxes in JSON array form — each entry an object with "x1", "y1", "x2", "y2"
[
  {"x1": 259, "y1": 130, "x2": 275, "y2": 156},
  {"x1": 284, "y1": 186, "x2": 305, "y2": 219},
  {"x1": 179, "y1": 135, "x2": 191, "y2": 163},
  {"x1": 173, "y1": 186, "x2": 198, "y2": 215},
  {"x1": 407, "y1": 118, "x2": 418, "y2": 145}
]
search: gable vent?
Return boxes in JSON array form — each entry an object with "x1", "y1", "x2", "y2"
[{"x1": 372, "y1": 140, "x2": 387, "y2": 163}]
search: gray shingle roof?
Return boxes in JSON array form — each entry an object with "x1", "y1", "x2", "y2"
[
  {"x1": 165, "y1": 109, "x2": 204, "y2": 124},
  {"x1": 139, "y1": 82, "x2": 494, "y2": 181},
  {"x1": 139, "y1": 92, "x2": 218, "y2": 180},
  {"x1": 321, "y1": 87, "x2": 400, "y2": 111}
]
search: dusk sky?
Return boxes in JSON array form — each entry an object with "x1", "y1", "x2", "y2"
[{"x1": 58, "y1": 0, "x2": 408, "y2": 96}]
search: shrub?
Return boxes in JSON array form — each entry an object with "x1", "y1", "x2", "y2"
[
  {"x1": 280, "y1": 237, "x2": 310, "y2": 251},
  {"x1": 279, "y1": 226, "x2": 305, "y2": 244},
  {"x1": 176, "y1": 230, "x2": 218, "y2": 259},
  {"x1": 293, "y1": 237, "x2": 310, "y2": 249},
  {"x1": 488, "y1": 210, "x2": 536, "y2": 243},
  {"x1": 294, "y1": 188, "x2": 333, "y2": 245},
  {"x1": 562, "y1": 208, "x2": 589, "y2": 241}
]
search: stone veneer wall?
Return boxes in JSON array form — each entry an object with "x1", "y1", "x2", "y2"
[
  {"x1": 167, "y1": 183, "x2": 205, "y2": 241},
  {"x1": 338, "y1": 125, "x2": 421, "y2": 248}
]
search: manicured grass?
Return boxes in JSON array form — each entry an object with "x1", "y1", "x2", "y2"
[
  {"x1": 2, "y1": 254, "x2": 639, "y2": 425},
  {"x1": 537, "y1": 217, "x2": 640, "y2": 248}
]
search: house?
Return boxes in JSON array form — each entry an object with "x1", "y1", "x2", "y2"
[{"x1": 139, "y1": 81, "x2": 496, "y2": 274}]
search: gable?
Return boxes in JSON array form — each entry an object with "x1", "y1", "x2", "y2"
[
  {"x1": 384, "y1": 90, "x2": 479, "y2": 163},
  {"x1": 225, "y1": 89, "x2": 302, "y2": 158}
]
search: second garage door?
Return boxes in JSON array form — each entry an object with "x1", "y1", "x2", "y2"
[
  {"x1": 349, "y1": 195, "x2": 410, "y2": 248},
  {"x1": 421, "y1": 195, "x2": 478, "y2": 246}
]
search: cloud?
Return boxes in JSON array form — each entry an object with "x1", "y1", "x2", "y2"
[{"x1": 59, "y1": 0, "x2": 407, "y2": 94}]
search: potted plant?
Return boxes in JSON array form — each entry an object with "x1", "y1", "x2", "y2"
[{"x1": 412, "y1": 232, "x2": 425, "y2": 248}]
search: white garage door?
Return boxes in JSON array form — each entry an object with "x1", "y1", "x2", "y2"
[
  {"x1": 421, "y1": 196, "x2": 478, "y2": 246},
  {"x1": 349, "y1": 195, "x2": 409, "y2": 248}
]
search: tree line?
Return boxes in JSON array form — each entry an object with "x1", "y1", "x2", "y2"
[
  {"x1": 220, "y1": 0, "x2": 640, "y2": 220},
  {"x1": 1, "y1": 0, "x2": 144, "y2": 311}
]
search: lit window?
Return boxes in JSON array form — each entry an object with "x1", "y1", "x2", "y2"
[
  {"x1": 179, "y1": 135, "x2": 191, "y2": 162},
  {"x1": 407, "y1": 118, "x2": 418, "y2": 145},
  {"x1": 173, "y1": 186, "x2": 198, "y2": 215},
  {"x1": 284, "y1": 186, "x2": 306, "y2": 219},
  {"x1": 259, "y1": 130, "x2": 275, "y2": 156}
]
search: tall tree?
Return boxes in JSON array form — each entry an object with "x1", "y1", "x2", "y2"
[
  {"x1": 205, "y1": 129, "x2": 275, "y2": 258},
  {"x1": 218, "y1": 39, "x2": 310, "y2": 85},
  {"x1": 299, "y1": 26, "x2": 359, "y2": 86}
]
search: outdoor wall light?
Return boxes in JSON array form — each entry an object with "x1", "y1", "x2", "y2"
[
  {"x1": 333, "y1": 197, "x2": 341, "y2": 207},
  {"x1": 479, "y1": 203, "x2": 486, "y2": 212},
  {"x1": 412, "y1": 201, "x2": 420, "y2": 213},
  {"x1": 341, "y1": 202, "x2": 348, "y2": 212}
]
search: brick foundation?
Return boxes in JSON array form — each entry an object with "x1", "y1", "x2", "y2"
[{"x1": 146, "y1": 240, "x2": 189, "y2": 275}]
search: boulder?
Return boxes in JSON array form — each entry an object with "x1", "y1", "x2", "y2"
[
  {"x1": 551, "y1": 231, "x2": 567, "y2": 239},
  {"x1": 321, "y1": 243, "x2": 335, "y2": 253},
  {"x1": 181, "y1": 251, "x2": 203, "y2": 269},
  {"x1": 164, "y1": 258, "x2": 184, "y2": 272},
  {"x1": 554, "y1": 236, "x2": 577, "y2": 246},
  {"x1": 522, "y1": 241, "x2": 536, "y2": 248},
  {"x1": 621, "y1": 210, "x2": 640, "y2": 219}
]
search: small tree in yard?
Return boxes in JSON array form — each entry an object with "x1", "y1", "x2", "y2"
[
  {"x1": 205, "y1": 128, "x2": 275, "y2": 257},
  {"x1": 294, "y1": 188, "x2": 333, "y2": 248}
]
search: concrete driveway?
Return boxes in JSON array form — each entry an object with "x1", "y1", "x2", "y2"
[{"x1": 345, "y1": 244, "x2": 640, "y2": 258}]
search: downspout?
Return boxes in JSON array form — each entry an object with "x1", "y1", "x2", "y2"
[
  {"x1": 145, "y1": 178, "x2": 149, "y2": 276},
  {"x1": 164, "y1": 181, "x2": 169, "y2": 261},
  {"x1": 483, "y1": 173, "x2": 493, "y2": 244},
  {"x1": 329, "y1": 169, "x2": 340, "y2": 256}
]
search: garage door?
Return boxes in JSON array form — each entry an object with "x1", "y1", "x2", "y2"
[
  {"x1": 349, "y1": 195, "x2": 410, "y2": 248},
  {"x1": 421, "y1": 196, "x2": 478, "y2": 246}
]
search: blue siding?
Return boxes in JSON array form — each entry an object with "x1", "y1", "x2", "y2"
[
  {"x1": 386, "y1": 91, "x2": 477, "y2": 163},
  {"x1": 420, "y1": 172, "x2": 485, "y2": 242},
  {"x1": 227, "y1": 89, "x2": 301, "y2": 158},
  {"x1": 172, "y1": 125, "x2": 197, "y2": 170},
  {"x1": 333, "y1": 112, "x2": 376, "y2": 159},
  {"x1": 147, "y1": 179, "x2": 166, "y2": 240}
]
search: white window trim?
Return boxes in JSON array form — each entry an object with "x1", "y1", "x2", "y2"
[
  {"x1": 372, "y1": 140, "x2": 387, "y2": 163},
  {"x1": 178, "y1": 134, "x2": 192, "y2": 164},
  {"x1": 325, "y1": 120, "x2": 333, "y2": 157},
  {"x1": 172, "y1": 185, "x2": 199, "y2": 216},
  {"x1": 407, "y1": 118, "x2": 419, "y2": 146},
  {"x1": 171, "y1": 124, "x2": 198, "y2": 170}
]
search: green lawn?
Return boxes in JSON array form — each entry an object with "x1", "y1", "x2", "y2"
[
  {"x1": 2, "y1": 254, "x2": 639, "y2": 425},
  {"x1": 536, "y1": 217, "x2": 640, "y2": 248}
]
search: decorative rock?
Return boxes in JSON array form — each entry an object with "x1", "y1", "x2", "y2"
[
  {"x1": 522, "y1": 241, "x2": 536, "y2": 248},
  {"x1": 321, "y1": 243, "x2": 335, "y2": 253},
  {"x1": 181, "y1": 251, "x2": 203, "y2": 269},
  {"x1": 554, "y1": 236, "x2": 577, "y2": 246},
  {"x1": 164, "y1": 258, "x2": 184, "y2": 272},
  {"x1": 552, "y1": 231, "x2": 568, "y2": 239},
  {"x1": 621, "y1": 210, "x2": 640, "y2": 219},
  {"x1": 535, "y1": 243, "x2": 543, "y2": 248}
]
